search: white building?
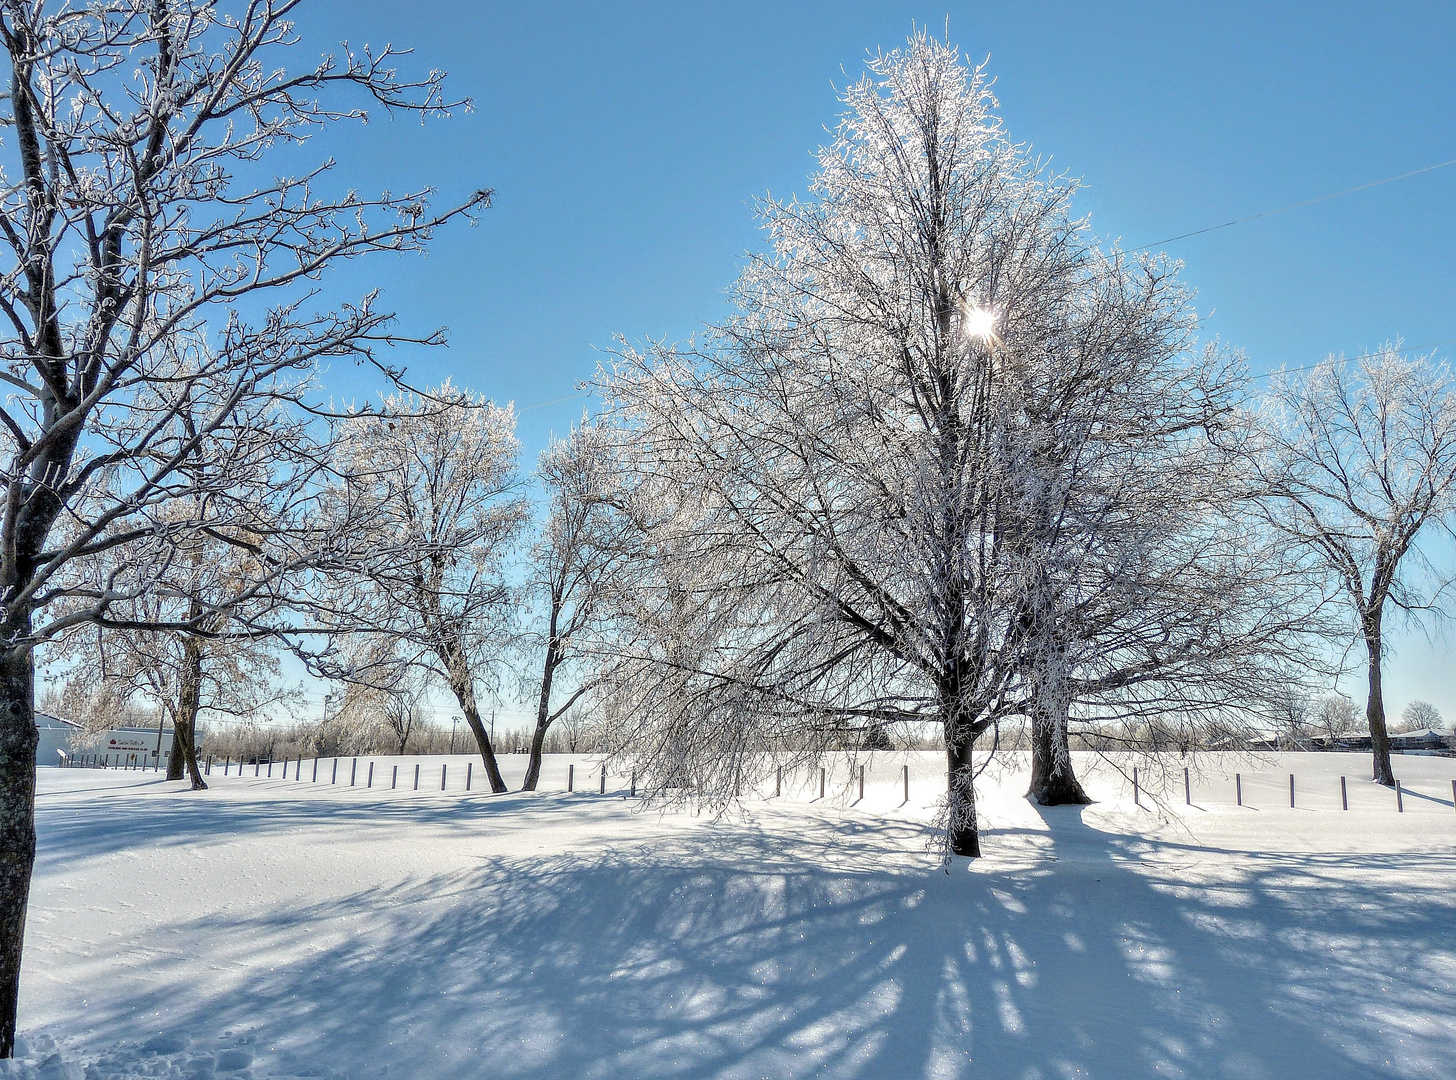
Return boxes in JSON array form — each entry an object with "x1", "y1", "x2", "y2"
[{"x1": 37, "y1": 714, "x2": 175, "y2": 767}]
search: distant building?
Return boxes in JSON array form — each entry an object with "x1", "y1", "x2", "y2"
[
  {"x1": 38, "y1": 714, "x2": 175, "y2": 767},
  {"x1": 35, "y1": 713, "x2": 83, "y2": 765},
  {"x1": 1389, "y1": 728, "x2": 1451, "y2": 752}
]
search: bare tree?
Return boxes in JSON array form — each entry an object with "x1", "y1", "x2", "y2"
[
  {"x1": 1396, "y1": 699, "x2": 1441, "y2": 734},
  {"x1": 606, "y1": 34, "x2": 1163, "y2": 857},
  {"x1": 327, "y1": 385, "x2": 527, "y2": 792},
  {"x1": 520, "y1": 420, "x2": 632, "y2": 790},
  {"x1": 0, "y1": 1, "x2": 485, "y2": 1051},
  {"x1": 1258, "y1": 347, "x2": 1456, "y2": 785},
  {"x1": 1313, "y1": 692, "x2": 1363, "y2": 741}
]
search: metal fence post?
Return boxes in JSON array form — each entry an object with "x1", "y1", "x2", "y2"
[
  {"x1": 1184, "y1": 767, "x2": 1191, "y2": 805},
  {"x1": 1236, "y1": 773, "x2": 1242, "y2": 806},
  {"x1": 331, "y1": 758, "x2": 338, "y2": 784},
  {"x1": 1341, "y1": 775, "x2": 1348, "y2": 810},
  {"x1": 367, "y1": 762, "x2": 374, "y2": 788},
  {"x1": 858, "y1": 765, "x2": 865, "y2": 802},
  {"x1": 350, "y1": 758, "x2": 357, "y2": 786},
  {"x1": 819, "y1": 767, "x2": 826, "y2": 799},
  {"x1": 442, "y1": 764, "x2": 447, "y2": 791},
  {"x1": 1289, "y1": 774, "x2": 1295, "y2": 808},
  {"x1": 600, "y1": 765, "x2": 606, "y2": 794},
  {"x1": 466, "y1": 762, "x2": 472, "y2": 791},
  {"x1": 1396, "y1": 780, "x2": 1404, "y2": 813},
  {"x1": 1133, "y1": 767, "x2": 1140, "y2": 808},
  {"x1": 392, "y1": 765, "x2": 398, "y2": 790},
  {"x1": 903, "y1": 764, "x2": 909, "y2": 805},
  {"x1": 414, "y1": 763, "x2": 420, "y2": 790},
  {"x1": 568, "y1": 763, "x2": 575, "y2": 792}
]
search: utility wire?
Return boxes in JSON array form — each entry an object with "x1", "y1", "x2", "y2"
[
  {"x1": 1131, "y1": 156, "x2": 1456, "y2": 252},
  {"x1": 1249, "y1": 337, "x2": 1456, "y2": 380}
]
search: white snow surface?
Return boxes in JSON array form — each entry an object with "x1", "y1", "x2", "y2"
[{"x1": 17, "y1": 750, "x2": 1456, "y2": 1079}]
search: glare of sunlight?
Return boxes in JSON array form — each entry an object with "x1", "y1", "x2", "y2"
[{"x1": 961, "y1": 303, "x2": 998, "y2": 341}]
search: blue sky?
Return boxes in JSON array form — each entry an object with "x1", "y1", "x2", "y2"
[{"x1": 279, "y1": 0, "x2": 1455, "y2": 723}]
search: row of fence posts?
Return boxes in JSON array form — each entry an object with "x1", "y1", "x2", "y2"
[
  {"x1": 1132, "y1": 767, "x2": 1451, "y2": 813},
  {"x1": 80, "y1": 751, "x2": 1450, "y2": 814},
  {"x1": 62, "y1": 752, "x2": 165, "y2": 770},
  {"x1": 185, "y1": 754, "x2": 919, "y2": 805}
]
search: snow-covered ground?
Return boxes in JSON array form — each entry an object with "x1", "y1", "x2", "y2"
[{"x1": 16, "y1": 750, "x2": 1456, "y2": 1079}]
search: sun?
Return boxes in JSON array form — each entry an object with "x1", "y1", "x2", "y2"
[{"x1": 961, "y1": 304, "x2": 998, "y2": 342}]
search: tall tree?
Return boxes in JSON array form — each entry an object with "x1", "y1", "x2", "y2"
[
  {"x1": 329, "y1": 385, "x2": 527, "y2": 792},
  {"x1": 0, "y1": 0, "x2": 484, "y2": 1051},
  {"x1": 607, "y1": 34, "x2": 1173, "y2": 857},
  {"x1": 1258, "y1": 347, "x2": 1456, "y2": 785},
  {"x1": 520, "y1": 421, "x2": 631, "y2": 791}
]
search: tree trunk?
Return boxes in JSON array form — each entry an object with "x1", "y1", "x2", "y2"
[
  {"x1": 943, "y1": 663, "x2": 982, "y2": 857},
  {"x1": 1363, "y1": 618, "x2": 1395, "y2": 786},
  {"x1": 0, "y1": 642, "x2": 37, "y2": 1058},
  {"x1": 521, "y1": 640, "x2": 560, "y2": 792},
  {"x1": 945, "y1": 726, "x2": 980, "y2": 858},
  {"x1": 165, "y1": 637, "x2": 207, "y2": 790},
  {"x1": 460, "y1": 702, "x2": 507, "y2": 792},
  {"x1": 1026, "y1": 646, "x2": 1091, "y2": 805},
  {"x1": 521, "y1": 721, "x2": 549, "y2": 791},
  {"x1": 435, "y1": 633, "x2": 507, "y2": 792}
]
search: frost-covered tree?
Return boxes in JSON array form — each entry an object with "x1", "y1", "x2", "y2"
[
  {"x1": 1258, "y1": 347, "x2": 1456, "y2": 785},
  {"x1": 607, "y1": 34, "x2": 1230, "y2": 856},
  {"x1": 1314, "y1": 692, "x2": 1363, "y2": 740},
  {"x1": 327, "y1": 386, "x2": 527, "y2": 792},
  {"x1": 1396, "y1": 699, "x2": 1441, "y2": 734},
  {"x1": 519, "y1": 421, "x2": 632, "y2": 791},
  {"x1": 0, "y1": 1, "x2": 485, "y2": 1049}
]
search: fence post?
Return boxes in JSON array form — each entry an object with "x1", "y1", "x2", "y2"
[
  {"x1": 568, "y1": 763, "x2": 575, "y2": 792},
  {"x1": 350, "y1": 758, "x2": 357, "y2": 787},
  {"x1": 442, "y1": 764, "x2": 447, "y2": 791},
  {"x1": 600, "y1": 765, "x2": 606, "y2": 794},
  {"x1": 1133, "y1": 767, "x2": 1140, "y2": 808},
  {"x1": 254, "y1": 760, "x2": 259, "y2": 777},
  {"x1": 774, "y1": 767, "x2": 781, "y2": 797},
  {"x1": 331, "y1": 758, "x2": 338, "y2": 785},
  {"x1": 1236, "y1": 773, "x2": 1242, "y2": 806},
  {"x1": 297, "y1": 756, "x2": 303, "y2": 781},
  {"x1": 414, "y1": 763, "x2": 420, "y2": 790},
  {"x1": 1184, "y1": 767, "x2": 1191, "y2": 806},
  {"x1": 267, "y1": 760, "x2": 273, "y2": 778},
  {"x1": 858, "y1": 765, "x2": 865, "y2": 802},
  {"x1": 1341, "y1": 775, "x2": 1348, "y2": 810},
  {"x1": 206, "y1": 756, "x2": 212, "y2": 776},
  {"x1": 313, "y1": 756, "x2": 319, "y2": 782},
  {"x1": 903, "y1": 764, "x2": 910, "y2": 805},
  {"x1": 392, "y1": 765, "x2": 398, "y2": 790},
  {"x1": 1396, "y1": 780, "x2": 1404, "y2": 813},
  {"x1": 223, "y1": 756, "x2": 229, "y2": 776},
  {"x1": 819, "y1": 767, "x2": 826, "y2": 799},
  {"x1": 630, "y1": 771, "x2": 637, "y2": 797},
  {"x1": 367, "y1": 762, "x2": 374, "y2": 788},
  {"x1": 1289, "y1": 773, "x2": 1295, "y2": 808},
  {"x1": 466, "y1": 762, "x2": 472, "y2": 791}
]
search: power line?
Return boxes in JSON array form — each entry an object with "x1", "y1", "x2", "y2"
[
  {"x1": 1132, "y1": 156, "x2": 1456, "y2": 252},
  {"x1": 1249, "y1": 336, "x2": 1456, "y2": 380}
]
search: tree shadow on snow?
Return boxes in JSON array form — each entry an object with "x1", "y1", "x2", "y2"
[{"x1": 37, "y1": 795, "x2": 1456, "y2": 1080}]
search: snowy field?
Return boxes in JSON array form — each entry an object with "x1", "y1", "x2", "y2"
[{"x1": 15, "y1": 750, "x2": 1456, "y2": 1079}]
